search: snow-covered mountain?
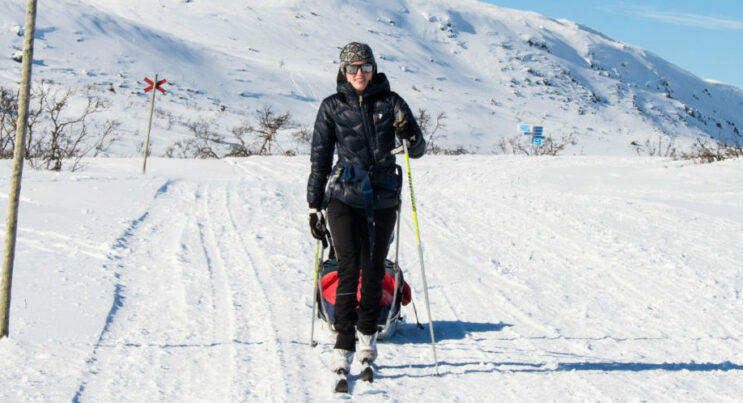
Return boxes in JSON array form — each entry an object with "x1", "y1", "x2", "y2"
[{"x1": 2, "y1": 0, "x2": 742, "y2": 155}]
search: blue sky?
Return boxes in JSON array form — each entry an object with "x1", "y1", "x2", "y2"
[{"x1": 479, "y1": 1, "x2": 743, "y2": 89}]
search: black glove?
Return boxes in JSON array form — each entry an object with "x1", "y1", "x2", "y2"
[
  {"x1": 309, "y1": 208, "x2": 328, "y2": 248},
  {"x1": 393, "y1": 117, "x2": 416, "y2": 144}
]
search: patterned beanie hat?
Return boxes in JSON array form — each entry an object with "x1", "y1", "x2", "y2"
[{"x1": 339, "y1": 42, "x2": 376, "y2": 74}]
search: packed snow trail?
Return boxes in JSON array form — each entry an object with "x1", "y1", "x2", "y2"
[
  {"x1": 1, "y1": 156, "x2": 743, "y2": 401},
  {"x1": 69, "y1": 159, "x2": 327, "y2": 401}
]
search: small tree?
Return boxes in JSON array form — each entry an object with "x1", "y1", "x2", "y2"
[
  {"x1": 416, "y1": 108, "x2": 447, "y2": 154},
  {"x1": 254, "y1": 105, "x2": 292, "y2": 155}
]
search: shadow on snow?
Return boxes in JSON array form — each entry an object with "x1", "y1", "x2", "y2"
[
  {"x1": 380, "y1": 320, "x2": 743, "y2": 377},
  {"x1": 388, "y1": 320, "x2": 513, "y2": 344},
  {"x1": 378, "y1": 360, "x2": 743, "y2": 379}
]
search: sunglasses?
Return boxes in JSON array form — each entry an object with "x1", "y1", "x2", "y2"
[{"x1": 344, "y1": 63, "x2": 374, "y2": 74}]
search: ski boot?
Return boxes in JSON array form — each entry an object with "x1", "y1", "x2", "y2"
[
  {"x1": 357, "y1": 332, "x2": 377, "y2": 382},
  {"x1": 331, "y1": 349, "x2": 354, "y2": 393}
]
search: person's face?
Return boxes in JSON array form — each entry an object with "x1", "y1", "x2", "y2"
[{"x1": 345, "y1": 61, "x2": 373, "y2": 93}]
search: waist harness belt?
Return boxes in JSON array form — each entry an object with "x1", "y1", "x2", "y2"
[{"x1": 334, "y1": 163, "x2": 402, "y2": 264}]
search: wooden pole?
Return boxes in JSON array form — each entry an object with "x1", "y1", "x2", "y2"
[
  {"x1": 142, "y1": 74, "x2": 157, "y2": 174},
  {"x1": 2, "y1": 0, "x2": 38, "y2": 338}
]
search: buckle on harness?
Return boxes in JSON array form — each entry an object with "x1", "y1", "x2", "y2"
[{"x1": 329, "y1": 166, "x2": 343, "y2": 184}]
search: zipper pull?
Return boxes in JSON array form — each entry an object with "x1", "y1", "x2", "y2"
[{"x1": 359, "y1": 95, "x2": 363, "y2": 106}]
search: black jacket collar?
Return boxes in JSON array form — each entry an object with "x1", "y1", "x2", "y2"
[{"x1": 336, "y1": 73, "x2": 391, "y2": 101}]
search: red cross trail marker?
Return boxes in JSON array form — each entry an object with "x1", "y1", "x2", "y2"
[
  {"x1": 143, "y1": 77, "x2": 167, "y2": 94},
  {"x1": 142, "y1": 74, "x2": 166, "y2": 174}
]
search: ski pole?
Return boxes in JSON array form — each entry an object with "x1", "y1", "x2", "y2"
[
  {"x1": 310, "y1": 240, "x2": 322, "y2": 348},
  {"x1": 402, "y1": 139, "x2": 440, "y2": 376}
]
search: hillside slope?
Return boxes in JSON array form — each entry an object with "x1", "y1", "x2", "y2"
[{"x1": 1, "y1": 0, "x2": 742, "y2": 155}]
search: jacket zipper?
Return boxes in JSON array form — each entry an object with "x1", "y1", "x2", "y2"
[{"x1": 359, "y1": 95, "x2": 377, "y2": 165}]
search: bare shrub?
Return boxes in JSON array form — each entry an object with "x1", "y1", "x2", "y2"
[
  {"x1": 633, "y1": 134, "x2": 677, "y2": 158},
  {"x1": 497, "y1": 133, "x2": 574, "y2": 156},
  {"x1": 0, "y1": 87, "x2": 18, "y2": 158},
  {"x1": 20, "y1": 82, "x2": 120, "y2": 171},
  {"x1": 679, "y1": 139, "x2": 742, "y2": 163},
  {"x1": 92, "y1": 120, "x2": 122, "y2": 157},
  {"x1": 165, "y1": 120, "x2": 223, "y2": 159},
  {"x1": 293, "y1": 126, "x2": 311, "y2": 144},
  {"x1": 440, "y1": 146, "x2": 469, "y2": 155},
  {"x1": 224, "y1": 122, "x2": 254, "y2": 158},
  {"x1": 154, "y1": 107, "x2": 176, "y2": 130},
  {"x1": 225, "y1": 105, "x2": 294, "y2": 157},
  {"x1": 3, "y1": 82, "x2": 120, "y2": 170},
  {"x1": 1, "y1": 85, "x2": 44, "y2": 159},
  {"x1": 416, "y1": 108, "x2": 448, "y2": 154},
  {"x1": 254, "y1": 105, "x2": 292, "y2": 155},
  {"x1": 289, "y1": 126, "x2": 312, "y2": 155}
]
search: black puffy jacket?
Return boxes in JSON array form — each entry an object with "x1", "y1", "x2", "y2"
[{"x1": 307, "y1": 73, "x2": 425, "y2": 210}]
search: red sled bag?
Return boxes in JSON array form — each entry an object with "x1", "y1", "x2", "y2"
[{"x1": 315, "y1": 258, "x2": 411, "y2": 340}]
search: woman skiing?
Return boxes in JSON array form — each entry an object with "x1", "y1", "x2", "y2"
[{"x1": 306, "y1": 42, "x2": 425, "y2": 387}]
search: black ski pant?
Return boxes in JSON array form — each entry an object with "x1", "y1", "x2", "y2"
[{"x1": 326, "y1": 197, "x2": 397, "y2": 352}]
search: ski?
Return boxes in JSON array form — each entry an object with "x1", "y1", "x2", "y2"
[
  {"x1": 360, "y1": 360, "x2": 374, "y2": 383},
  {"x1": 334, "y1": 369, "x2": 349, "y2": 393}
]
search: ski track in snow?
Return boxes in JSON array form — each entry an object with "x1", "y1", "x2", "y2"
[
  {"x1": 2, "y1": 156, "x2": 743, "y2": 401},
  {"x1": 72, "y1": 179, "x2": 239, "y2": 401},
  {"x1": 67, "y1": 159, "x2": 328, "y2": 401}
]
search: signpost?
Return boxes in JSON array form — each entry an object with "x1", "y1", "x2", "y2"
[
  {"x1": 518, "y1": 124, "x2": 545, "y2": 145},
  {"x1": 532, "y1": 125, "x2": 544, "y2": 145},
  {"x1": 142, "y1": 75, "x2": 166, "y2": 174}
]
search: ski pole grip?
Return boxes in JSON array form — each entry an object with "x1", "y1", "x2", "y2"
[{"x1": 394, "y1": 107, "x2": 404, "y2": 124}]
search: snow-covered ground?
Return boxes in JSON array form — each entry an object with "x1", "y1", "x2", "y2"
[
  {"x1": 1, "y1": 155, "x2": 742, "y2": 401},
  {"x1": 2, "y1": 0, "x2": 743, "y2": 400}
]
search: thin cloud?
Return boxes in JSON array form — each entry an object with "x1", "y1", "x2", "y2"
[{"x1": 608, "y1": 5, "x2": 743, "y2": 30}]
